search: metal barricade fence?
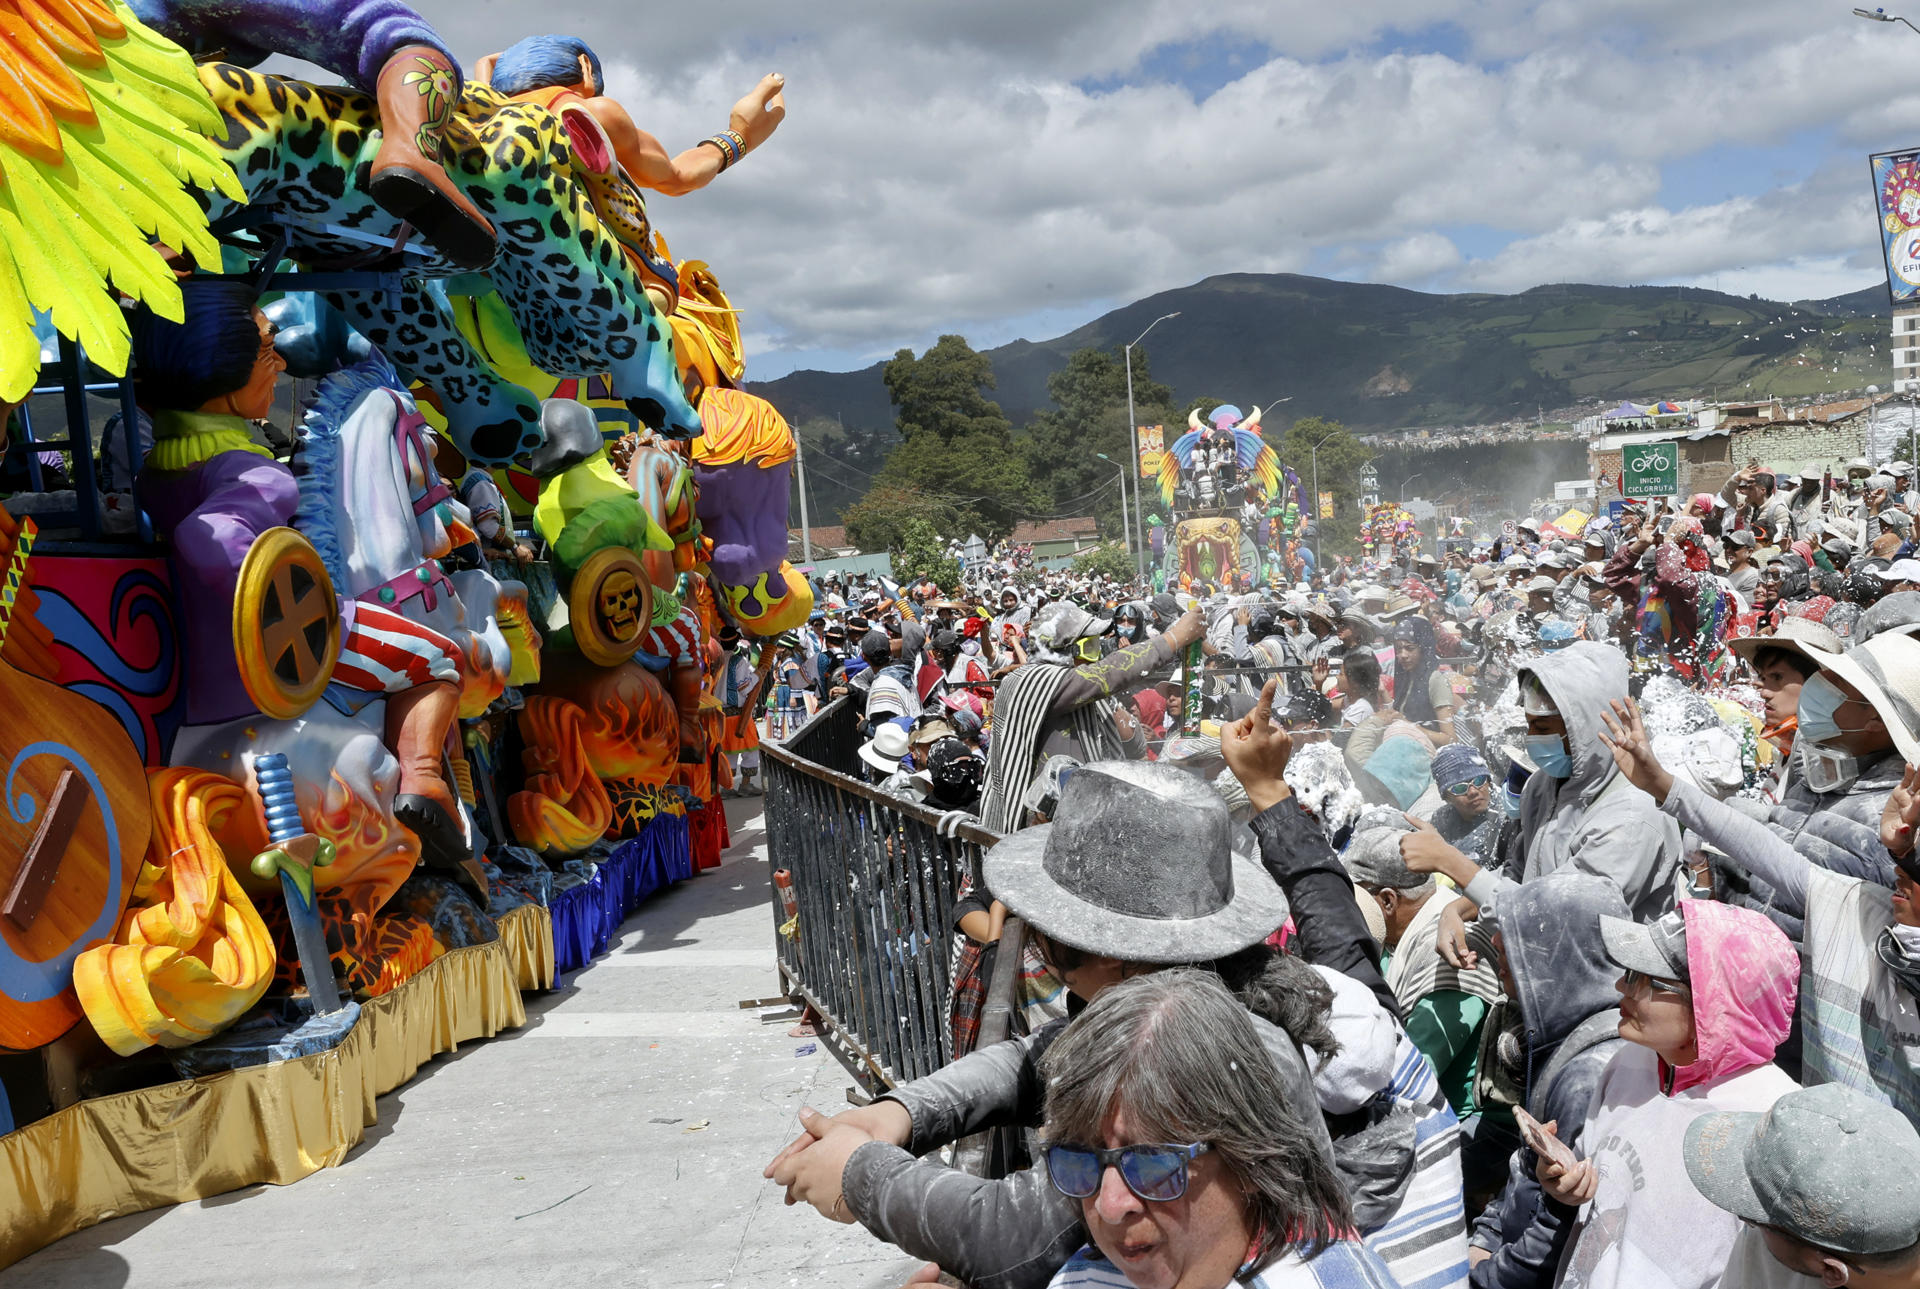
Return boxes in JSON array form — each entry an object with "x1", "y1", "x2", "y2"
[{"x1": 763, "y1": 697, "x2": 1004, "y2": 1090}]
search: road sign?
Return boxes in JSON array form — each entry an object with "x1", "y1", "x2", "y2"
[
  {"x1": 1501, "y1": 520, "x2": 1517, "y2": 539},
  {"x1": 1622, "y1": 442, "x2": 1679, "y2": 498}
]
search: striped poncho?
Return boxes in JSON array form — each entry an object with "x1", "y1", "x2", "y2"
[{"x1": 1802, "y1": 866, "x2": 1920, "y2": 1121}]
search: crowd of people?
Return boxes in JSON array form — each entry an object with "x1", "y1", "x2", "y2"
[{"x1": 747, "y1": 457, "x2": 1920, "y2": 1289}]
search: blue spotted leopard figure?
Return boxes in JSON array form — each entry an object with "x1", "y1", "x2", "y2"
[{"x1": 194, "y1": 62, "x2": 701, "y2": 463}]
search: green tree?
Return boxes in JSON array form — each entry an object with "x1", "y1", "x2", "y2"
[
  {"x1": 1274, "y1": 416, "x2": 1372, "y2": 557},
  {"x1": 1070, "y1": 541, "x2": 1136, "y2": 582},
  {"x1": 864, "y1": 335, "x2": 1039, "y2": 542},
  {"x1": 890, "y1": 518, "x2": 961, "y2": 589},
  {"x1": 1022, "y1": 346, "x2": 1177, "y2": 536},
  {"x1": 841, "y1": 485, "x2": 961, "y2": 554}
]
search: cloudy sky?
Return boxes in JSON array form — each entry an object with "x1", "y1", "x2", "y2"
[{"x1": 331, "y1": 2, "x2": 1918, "y2": 377}]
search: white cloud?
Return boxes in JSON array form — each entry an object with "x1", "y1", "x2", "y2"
[
  {"x1": 1376, "y1": 232, "x2": 1464, "y2": 283},
  {"x1": 268, "y1": 3, "x2": 1920, "y2": 374}
]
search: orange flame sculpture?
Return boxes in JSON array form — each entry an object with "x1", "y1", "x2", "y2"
[
  {"x1": 541, "y1": 658, "x2": 679, "y2": 787},
  {"x1": 509, "y1": 696, "x2": 613, "y2": 856}
]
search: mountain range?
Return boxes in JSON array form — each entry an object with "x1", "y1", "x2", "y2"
[{"x1": 746, "y1": 273, "x2": 1896, "y2": 436}]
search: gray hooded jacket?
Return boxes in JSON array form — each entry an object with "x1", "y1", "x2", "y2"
[
  {"x1": 1468, "y1": 873, "x2": 1632, "y2": 1289},
  {"x1": 1465, "y1": 642, "x2": 1680, "y2": 922}
]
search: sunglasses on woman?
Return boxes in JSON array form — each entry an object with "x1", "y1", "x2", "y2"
[
  {"x1": 1445, "y1": 774, "x2": 1492, "y2": 796},
  {"x1": 1623, "y1": 969, "x2": 1688, "y2": 996},
  {"x1": 1046, "y1": 1142, "x2": 1210, "y2": 1202}
]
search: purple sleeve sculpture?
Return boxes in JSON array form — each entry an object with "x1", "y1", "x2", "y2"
[
  {"x1": 126, "y1": 0, "x2": 455, "y2": 91},
  {"x1": 690, "y1": 389, "x2": 813, "y2": 636},
  {"x1": 127, "y1": 0, "x2": 495, "y2": 269}
]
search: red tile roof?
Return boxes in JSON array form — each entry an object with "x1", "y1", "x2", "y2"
[
  {"x1": 1009, "y1": 516, "x2": 1098, "y2": 543},
  {"x1": 788, "y1": 525, "x2": 850, "y2": 549}
]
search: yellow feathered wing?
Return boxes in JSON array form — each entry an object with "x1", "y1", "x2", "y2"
[{"x1": 0, "y1": 0, "x2": 244, "y2": 402}]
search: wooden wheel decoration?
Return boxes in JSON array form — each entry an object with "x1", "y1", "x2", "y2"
[
  {"x1": 234, "y1": 528, "x2": 341, "y2": 720},
  {"x1": 570, "y1": 547, "x2": 652, "y2": 667}
]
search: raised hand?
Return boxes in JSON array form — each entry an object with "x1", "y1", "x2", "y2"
[
  {"x1": 1221, "y1": 677, "x2": 1293, "y2": 813},
  {"x1": 1400, "y1": 813, "x2": 1479, "y2": 887},
  {"x1": 731, "y1": 73, "x2": 788, "y2": 150},
  {"x1": 1882, "y1": 765, "x2": 1920, "y2": 859},
  {"x1": 1597, "y1": 696, "x2": 1675, "y2": 805}
]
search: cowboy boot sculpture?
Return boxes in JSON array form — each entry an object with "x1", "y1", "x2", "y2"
[{"x1": 369, "y1": 44, "x2": 498, "y2": 270}]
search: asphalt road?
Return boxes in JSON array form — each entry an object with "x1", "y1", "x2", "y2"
[{"x1": 2, "y1": 799, "x2": 921, "y2": 1289}]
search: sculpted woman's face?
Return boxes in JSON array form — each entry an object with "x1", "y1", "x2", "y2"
[{"x1": 1080, "y1": 1109, "x2": 1251, "y2": 1289}]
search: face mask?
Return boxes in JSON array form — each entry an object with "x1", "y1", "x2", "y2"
[
  {"x1": 1527, "y1": 732, "x2": 1574, "y2": 779},
  {"x1": 1799, "y1": 743, "x2": 1862, "y2": 795},
  {"x1": 1797, "y1": 672, "x2": 1871, "y2": 750}
]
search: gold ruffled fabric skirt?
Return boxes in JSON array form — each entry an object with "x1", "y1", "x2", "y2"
[{"x1": 0, "y1": 904, "x2": 553, "y2": 1268}]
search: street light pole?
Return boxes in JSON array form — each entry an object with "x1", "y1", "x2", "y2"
[
  {"x1": 795, "y1": 433, "x2": 814, "y2": 566},
  {"x1": 1856, "y1": 6, "x2": 1920, "y2": 35},
  {"x1": 1310, "y1": 443, "x2": 1321, "y2": 572},
  {"x1": 1299, "y1": 423, "x2": 1340, "y2": 576},
  {"x1": 1124, "y1": 311, "x2": 1181, "y2": 578},
  {"x1": 1095, "y1": 453, "x2": 1130, "y2": 575}
]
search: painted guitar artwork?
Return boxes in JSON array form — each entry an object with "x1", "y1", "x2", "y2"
[{"x1": 0, "y1": 516, "x2": 151, "y2": 1050}]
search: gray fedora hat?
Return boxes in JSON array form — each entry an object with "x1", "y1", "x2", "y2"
[{"x1": 983, "y1": 761, "x2": 1288, "y2": 963}]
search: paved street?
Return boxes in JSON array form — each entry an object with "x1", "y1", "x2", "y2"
[{"x1": 2, "y1": 800, "x2": 921, "y2": 1289}]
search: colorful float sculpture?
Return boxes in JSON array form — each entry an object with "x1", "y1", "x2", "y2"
[
  {"x1": 1361, "y1": 501, "x2": 1423, "y2": 560},
  {"x1": 1149, "y1": 403, "x2": 1304, "y2": 589},
  {"x1": 0, "y1": 0, "x2": 798, "y2": 1251}
]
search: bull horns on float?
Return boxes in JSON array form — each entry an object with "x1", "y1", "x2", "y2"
[
  {"x1": 1240, "y1": 405, "x2": 1262, "y2": 431},
  {"x1": 1188, "y1": 408, "x2": 1206, "y2": 433}
]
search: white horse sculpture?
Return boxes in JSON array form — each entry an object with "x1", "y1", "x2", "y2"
[{"x1": 290, "y1": 355, "x2": 509, "y2": 877}]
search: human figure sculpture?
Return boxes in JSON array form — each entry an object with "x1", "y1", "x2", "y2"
[
  {"x1": 128, "y1": 0, "x2": 496, "y2": 268},
  {"x1": 130, "y1": 279, "x2": 303, "y2": 726},
  {"x1": 478, "y1": 35, "x2": 786, "y2": 200}
]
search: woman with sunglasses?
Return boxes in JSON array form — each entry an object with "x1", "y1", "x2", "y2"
[
  {"x1": 1526, "y1": 903, "x2": 1799, "y2": 1289},
  {"x1": 1040, "y1": 970, "x2": 1392, "y2": 1289},
  {"x1": 766, "y1": 757, "x2": 1453, "y2": 1288}
]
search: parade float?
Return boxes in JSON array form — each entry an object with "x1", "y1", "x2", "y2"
[
  {"x1": 0, "y1": 0, "x2": 798, "y2": 1262},
  {"x1": 1360, "y1": 501, "x2": 1423, "y2": 562},
  {"x1": 1147, "y1": 403, "x2": 1313, "y2": 588}
]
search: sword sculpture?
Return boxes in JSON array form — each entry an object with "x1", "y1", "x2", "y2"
[{"x1": 249, "y1": 752, "x2": 342, "y2": 1014}]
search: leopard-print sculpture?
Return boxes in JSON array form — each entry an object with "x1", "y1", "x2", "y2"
[{"x1": 194, "y1": 63, "x2": 702, "y2": 464}]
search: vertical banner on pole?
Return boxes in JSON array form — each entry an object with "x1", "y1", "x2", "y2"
[
  {"x1": 1137, "y1": 425, "x2": 1164, "y2": 477},
  {"x1": 1871, "y1": 148, "x2": 1920, "y2": 305}
]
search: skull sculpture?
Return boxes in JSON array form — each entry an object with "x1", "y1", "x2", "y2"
[{"x1": 599, "y1": 571, "x2": 642, "y2": 640}]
